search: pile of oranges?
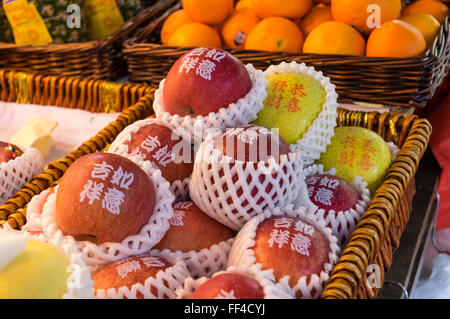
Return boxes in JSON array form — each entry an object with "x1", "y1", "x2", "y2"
[{"x1": 160, "y1": 0, "x2": 449, "y2": 58}]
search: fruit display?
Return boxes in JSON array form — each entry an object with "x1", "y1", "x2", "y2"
[
  {"x1": 13, "y1": 49, "x2": 403, "y2": 299},
  {"x1": 153, "y1": 47, "x2": 267, "y2": 144},
  {"x1": 0, "y1": 139, "x2": 44, "y2": 205},
  {"x1": 189, "y1": 124, "x2": 311, "y2": 231},
  {"x1": 159, "y1": 0, "x2": 448, "y2": 57}
]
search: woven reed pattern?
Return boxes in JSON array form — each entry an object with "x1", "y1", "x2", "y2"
[
  {"x1": 0, "y1": 0, "x2": 175, "y2": 80},
  {"x1": 320, "y1": 109, "x2": 432, "y2": 299},
  {"x1": 0, "y1": 71, "x2": 155, "y2": 229},
  {"x1": 123, "y1": 1, "x2": 450, "y2": 108}
]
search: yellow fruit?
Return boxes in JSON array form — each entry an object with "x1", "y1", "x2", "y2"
[
  {"x1": 251, "y1": 0, "x2": 313, "y2": 19},
  {"x1": 182, "y1": 0, "x2": 234, "y2": 25},
  {"x1": 299, "y1": 5, "x2": 334, "y2": 37},
  {"x1": 331, "y1": 0, "x2": 402, "y2": 34},
  {"x1": 403, "y1": 0, "x2": 449, "y2": 24},
  {"x1": 167, "y1": 23, "x2": 222, "y2": 47},
  {"x1": 303, "y1": 21, "x2": 365, "y2": 56},
  {"x1": 0, "y1": 240, "x2": 69, "y2": 299},
  {"x1": 366, "y1": 19, "x2": 427, "y2": 58},
  {"x1": 161, "y1": 10, "x2": 194, "y2": 45},
  {"x1": 401, "y1": 12, "x2": 441, "y2": 48},
  {"x1": 221, "y1": 8, "x2": 261, "y2": 49},
  {"x1": 245, "y1": 17, "x2": 304, "y2": 53}
]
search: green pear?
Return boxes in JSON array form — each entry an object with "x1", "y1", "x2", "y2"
[
  {"x1": 316, "y1": 126, "x2": 392, "y2": 196},
  {"x1": 0, "y1": 238, "x2": 70, "y2": 299},
  {"x1": 253, "y1": 73, "x2": 326, "y2": 145}
]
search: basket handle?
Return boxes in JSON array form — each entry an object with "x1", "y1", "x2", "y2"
[{"x1": 97, "y1": 0, "x2": 178, "y2": 50}]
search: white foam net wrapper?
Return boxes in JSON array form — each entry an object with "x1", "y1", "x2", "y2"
[
  {"x1": 0, "y1": 227, "x2": 95, "y2": 299},
  {"x1": 176, "y1": 264, "x2": 294, "y2": 299},
  {"x1": 30, "y1": 156, "x2": 175, "y2": 266},
  {"x1": 94, "y1": 250, "x2": 191, "y2": 299},
  {"x1": 154, "y1": 237, "x2": 235, "y2": 279},
  {"x1": 303, "y1": 164, "x2": 371, "y2": 248},
  {"x1": 189, "y1": 131, "x2": 313, "y2": 231},
  {"x1": 263, "y1": 61, "x2": 338, "y2": 167},
  {"x1": 0, "y1": 147, "x2": 44, "y2": 205},
  {"x1": 153, "y1": 64, "x2": 267, "y2": 145},
  {"x1": 227, "y1": 206, "x2": 341, "y2": 299}
]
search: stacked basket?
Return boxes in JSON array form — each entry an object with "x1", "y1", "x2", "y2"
[{"x1": 123, "y1": 0, "x2": 450, "y2": 109}]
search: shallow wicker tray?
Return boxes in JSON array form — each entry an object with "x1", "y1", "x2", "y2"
[
  {"x1": 0, "y1": 70, "x2": 154, "y2": 229},
  {"x1": 0, "y1": 0, "x2": 175, "y2": 80},
  {"x1": 0, "y1": 71, "x2": 432, "y2": 298},
  {"x1": 123, "y1": 0, "x2": 450, "y2": 108}
]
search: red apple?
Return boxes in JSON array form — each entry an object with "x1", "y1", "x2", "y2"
[
  {"x1": 214, "y1": 124, "x2": 291, "y2": 212},
  {"x1": 189, "y1": 272, "x2": 265, "y2": 299},
  {"x1": 251, "y1": 215, "x2": 331, "y2": 298},
  {"x1": 93, "y1": 255, "x2": 172, "y2": 298},
  {"x1": 214, "y1": 124, "x2": 291, "y2": 163},
  {"x1": 55, "y1": 152, "x2": 156, "y2": 244},
  {"x1": 163, "y1": 47, "x2": 252, "y2": 116},
  {"x1": 154, "y1": 201, "x2": 235, "y2": 252},
  {"x1": 123, "y1": 122, "x2": 194, "y2": 184},
  {"x1": 305, "y1": 174, "x2": 360, "y2": 214},
  {"x1": 0, "y1": 141, "x2": 23, "y2": 163}
]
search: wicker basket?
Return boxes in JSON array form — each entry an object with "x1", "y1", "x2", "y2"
[
  {"x1": 0, "y1": 74, "x2": 432, "y2": 299},
  {"x1": 123, "y1": 0, "x2": 450, "y2": 108},
  {"x1": 321, "y1": 109, "x2": 432, "y2": 299},
  {"x1": 0, "y1": 0, "x2": 175, "y2": 80},
  {"x1": 0, "y1": 70, "x2": 155, "y2": 229}
]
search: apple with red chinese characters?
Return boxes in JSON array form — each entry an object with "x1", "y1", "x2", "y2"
[
  {"x1": 0, "y1": 141, "x2": 23, "y2": 164},
  {"x1": 305, "y1": 174, "x2": 360, "y2": 214},
  {"x1": 316, "y1": 126, "x2": 391, "y2": 196},
  {"x1": 252, "y1": 73, "x2": 327, "y2": 145},
  {"x1": 123, "y1": 122, "x2": 194, "y2": 184},
  {"x1": 163, "y1": 47, "x2": 252, "y2": 116},
  {"x1": 189, "y1": 272, "x2": 265, "y2": 299},
  {"x1": 93, "y1": 255, "x2": 172, "y2": 299},
  {"x1": 153, "y1": 201, "x2": 235, "y2": 252},
  {"x1": 246, "y1": 215, "x2": 332, "y2": 298},
  {"x1": 55, "y1": 152, "x2": 156, "y2": 244}
]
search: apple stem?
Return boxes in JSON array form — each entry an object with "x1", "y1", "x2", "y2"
[{"x1": 187, "y1": 107, "x2": 195, "y2": 115}]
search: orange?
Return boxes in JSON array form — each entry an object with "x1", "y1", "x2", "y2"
[
  {"x1": 251, "y1": 0, "x2": 313, "y2": 19},
  {"x1": 401, "y1": 12, "x2": 441, "y2": 48},
  {"x1": 299, "y1": 5, "x2": 334, "y2": 37},
  {"x1": 331, "y1": 0, "x2": 402, "y2": 34},
  {"x1": 167, "y1": 23, "x2": 222, "y2": 47},
  {"x1": 303, "y1": 21, "x2": 365, "y2": 56},
  {"x1": 235, "y1": 0, "x2": 252, "y2": 11},
  {"x1": 245, "y1": 17, "x2": 304, "y2": 53},
  {"x1": 182, "y1": 0, "x2": 234, "y2": 25},
  {"x1": 366, "y1": 20, "x2": 427, "y2": 58},
  {"x1": 221, "y1": 8, "x2": 261, "y2": 49},
  {"x1": 161, "y1": 10, "x2": 194, "y2": 45},
  {"x1": 403, "y1": 0, "x2": 449, "y2": 24},
  {"x1": 315, "y1": 0, "x2": 331, "y2": 4}
]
